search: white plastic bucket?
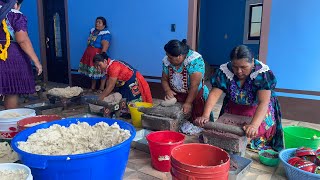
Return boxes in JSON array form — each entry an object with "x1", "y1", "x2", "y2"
[
  {"x1": 0, "y1": 163, "x2": 33, "y2": 180},
  {"x1": 0, "y1": 108, "x2": 36, "y2": 139}
]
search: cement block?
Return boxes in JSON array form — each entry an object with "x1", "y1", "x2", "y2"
[
  {"x1": 203, "y1": 130, "x2": 247, "y2": 155},
  {"x1": 141, "y1": 114, "x2": 180, "y2": 131}
]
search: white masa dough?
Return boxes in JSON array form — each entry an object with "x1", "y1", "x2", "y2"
[
  {"x1": 103, "y1": 92, "x2": 122, "y2": 105},
  {"x1": 0, "y1": 169, "x2": 28, "y2": 180},
  {"x1": 24, "y1": 121, "x2": 47, "y2": 127},
  {"x1": 0, "y1": 142, "x2": 19, "y2": 163},
  {"x1": 160, "y1": 97, "x2": 177, "y2": 107},
  {"x1": 48, "y1": 86, "x2": 83, "y2": 98},
  {"x1": 1, "y1": 112, "x2": 25, "y2": 118},
  {"x1": 17, "y1": 122, "x2": 131, "y2": 155}
]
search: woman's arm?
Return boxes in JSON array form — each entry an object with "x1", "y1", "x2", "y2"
[
  {"x1": 99, "y1": 77, "x2": 117, "y2": 100},
  {"x1": 194, "y1": 87, "x2": 223, "y2": 126},
  {"x1": 161, "y1": 72, "x2": 176, "y2": 99},
  {"x1": 100, "y1": 40, "x2": 110, "y2": 53},
  {"x1": 243, "y1": 90, "x2": 271, "y2": 138},
  {"x1": 182, "y1": 72, "x2": 202, "y2": 114},
  {"x1": 15, "y1": 31, "x2": 42, "y2": 75}
]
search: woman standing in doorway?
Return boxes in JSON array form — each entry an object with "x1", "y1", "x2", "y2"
[
  {"x1": 78, "y1": 16, "x2": 111, "y2": 93},
  {"x1": 0, "y1": 0, "x2": 43, "y2": 109}
]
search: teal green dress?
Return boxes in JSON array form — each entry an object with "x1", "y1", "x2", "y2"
[{"x1": 211, "y1": 59, "x2": 284, "y2": 151}]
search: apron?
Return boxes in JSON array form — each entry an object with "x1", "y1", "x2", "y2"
[
  {"x1": 168, "y1": 65, "x2": 205, "y2": 121},
  {"x1": 111, "y1": 60, "x2": 142, "y2": 102}
]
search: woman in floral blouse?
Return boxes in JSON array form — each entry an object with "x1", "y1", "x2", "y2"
[
  {"x1": 195, "y1": 45, "x2": 283, "y2": 151},
  {"x1": 161, "y1": 39, "x2": 213, "y2": 122}
]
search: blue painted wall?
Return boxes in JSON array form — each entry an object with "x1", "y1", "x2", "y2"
[
  {"x1": 20, "y1": 0, "x2": 41, "y2": 59},
  {"x1": 267, "y1": 0, "x2": 320, "y2": 92},
  {"x1": 19, "y1": 0, "x2": 188, "y2": 77},
  {"x1": 68, "y1": 0, "x2": 188, "y2": 77},
  {"x1": 198, "y1": 0, "x2": 259, "y2": 66}
]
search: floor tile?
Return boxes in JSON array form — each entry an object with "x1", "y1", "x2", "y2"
[
  {"x1": 274, "y1": 163, "x2": 286, "y2": 177},
  {"x1": 123, "y1": 171, "x2": 161, "y2": 180},
  {"x1": 241, "y1": 172, "x2": 259, "y2": 180},
  {"x1": 129, "y1": 149, "x2": 150, "y2": 159},
  {"x1": 138, "y1": 165, "x2": 169, "y2": 179},
  {"x1": 256, "y1": 173, "x2": 273, "y2": 180},
  {"x1": 271, "y1": 174, "x2": 287, "y2": 180},
  {"x1": 124, "y1": 167, "x2": 137, "y2": 179},
  {"x1": 251, "y1": 160, "x2": 277, "y2": 174},
  {"x1": 127, "y1": 161, "x2": 150, "y2": 171}
]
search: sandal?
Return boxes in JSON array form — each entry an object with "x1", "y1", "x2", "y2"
[{"x1": 96, "y1": 89, "x2": 104, "y2": 94}]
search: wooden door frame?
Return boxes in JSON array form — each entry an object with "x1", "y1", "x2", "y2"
[
  {"x1": 187, "y1": 0, "x2": 272, "y2": 64},
  {"x1": 36, "y1": 0, "x2": 72, "y2": 85}
]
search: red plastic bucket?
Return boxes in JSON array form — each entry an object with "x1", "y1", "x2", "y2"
[
  {"x1": 146, "y1": 131, "x2": 185, "y2": 172},
  {"x1": 171, "y1": 143, "x2": 230, "y2": 180}
]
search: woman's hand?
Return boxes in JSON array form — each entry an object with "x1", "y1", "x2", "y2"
[
  {"x1": 182, "y1": 102, "x2": 192, "y2": 114},
  {"x1": 243, "y1": 124, "x2": 259, "y2": 138},
  {"x1": 164, "y1": 89, "x2": 176, "y2": 100},
  {"x1": 35, "y1": 62, "x2": 43, "y2": 76},
  {"x1": 194, "y1": 116, "x2": 210, "y2": 127}
]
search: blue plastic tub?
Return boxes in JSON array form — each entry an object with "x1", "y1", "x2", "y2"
[
  {"x1": 11, "y1": 117, "x2": 136, "y2": 180},
  {"x1": 279, "y1": 148, "x2": 320, "y2": 180}
]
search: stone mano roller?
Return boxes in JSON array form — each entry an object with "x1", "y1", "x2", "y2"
[
  {"x1": 202, "y1": 113, "x2": 252, "y2": 156},
  {"x1": 204, "y1": 122, "x2": 245, "y2": 136},
  {"x1": 138, "y1": 105, "x2": 185, "y2": 120}
]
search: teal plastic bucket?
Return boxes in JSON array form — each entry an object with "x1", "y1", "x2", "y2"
[{"x1": 284, "y1": 126, "x2": 320, "y2": 149}]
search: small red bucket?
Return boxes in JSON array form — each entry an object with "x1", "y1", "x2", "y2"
[
  {"x1": 171, "y1": 143, "x2": 230, "y2": 180},
  {"x1": 146, "y1": 131, "x2": 185, "y2": 172}
]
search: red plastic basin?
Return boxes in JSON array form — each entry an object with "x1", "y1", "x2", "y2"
[{"x1": 17, "y1": 115, "x2": 62, "y2": 131}]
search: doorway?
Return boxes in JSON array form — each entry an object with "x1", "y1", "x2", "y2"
[
  {"x1": 196, "y1": 0, "x2": 263, "y2": 66},
  {"x1": 42, "y1": 0, "x2": 69, "y2": 84}
]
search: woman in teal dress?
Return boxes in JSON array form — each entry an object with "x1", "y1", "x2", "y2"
[
  {"x1": 195, "y1": 45, "x2": 284, "y2": 151},
  {"x1": 161, "y1": 39, "x2": 213, "y2": 122}
]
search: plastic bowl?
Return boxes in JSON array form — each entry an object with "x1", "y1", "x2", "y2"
[
  {"x1": 11, "y1": 117, "x2": 136, "y2": 180},
  {"x1": 284, "y1": 126, "x2": 320, "y2": 149},
  {"x1": 259, "y1": 149, "x2": 280, "y2": 167},
  {"x1": 279, "y1": 148, "x2": 320, "y2": 180},
  {"x1": 0, "y1": 108, "x2": 36, "y2": 139},
  {"x1": 17, "y1": 115, "x2": 62, "y2": 131},
  {"x1": 0, "y1": 163, "x2": 33, "y2": 180}
]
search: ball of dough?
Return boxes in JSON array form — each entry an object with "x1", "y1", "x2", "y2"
[
  {"x1": 160, "y1": 97, "x2": 177, "y2": 107},
  {"x1": 103, "y1": 92, "x2": 122, "y2": 104}
]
